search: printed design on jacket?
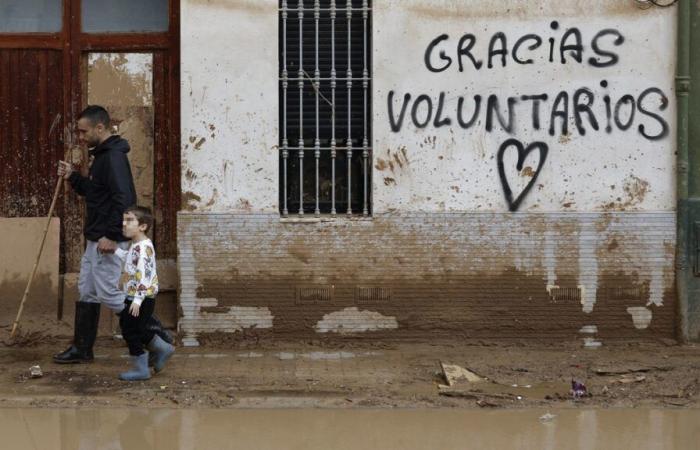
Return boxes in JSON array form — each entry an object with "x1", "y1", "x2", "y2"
[{"x1": 116, "y1": 239, "x2": 159, "y2": 305}]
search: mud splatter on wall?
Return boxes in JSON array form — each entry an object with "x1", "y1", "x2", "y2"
[
  {"x1": 177, "y1": 0, "x2": 678, "y2": 342},
  {"x1": 373, "y1": 0, "x2": 675, "y2": 213},
  {"x1": 180, "y1": 0, "x2": 278, "y2": 212}
]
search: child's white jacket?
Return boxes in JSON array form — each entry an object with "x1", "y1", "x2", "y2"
[{"x1": 116, "y1": 238, "x2": 159, "y2": 306}]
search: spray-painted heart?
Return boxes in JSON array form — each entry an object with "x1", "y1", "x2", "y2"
[{"x1": 497, "y1": 139, "x2": 549, "y2": 212}]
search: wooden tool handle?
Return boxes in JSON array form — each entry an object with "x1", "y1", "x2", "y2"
[{"x1": 10, "y1": 175, "x2": 64, "y2": 338}]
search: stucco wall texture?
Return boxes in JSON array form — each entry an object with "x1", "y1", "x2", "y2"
[{"x1": 178, "y1": 0, "x2": 678, "y2": 344}]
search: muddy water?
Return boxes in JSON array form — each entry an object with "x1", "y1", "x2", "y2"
[{"x1": 1, "y1": 408, "x2": 698, "y2": 449}]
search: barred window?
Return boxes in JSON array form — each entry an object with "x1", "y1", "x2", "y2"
[{"x1": 279, "y1": 0, "x2": 372, "y2": 216}]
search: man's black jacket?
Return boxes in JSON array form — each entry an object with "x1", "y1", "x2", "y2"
[{"x1": 68, "y1": 135, "x2": 136, "y2": 242}]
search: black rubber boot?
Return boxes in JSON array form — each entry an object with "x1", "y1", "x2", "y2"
[{"x1": 53, "y1": 302, "x2": 101, "y2": 364}]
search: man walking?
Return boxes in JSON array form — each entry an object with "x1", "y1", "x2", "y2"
[{"x1": 54, "y1": 105, "x2": 170, "y2": 364}]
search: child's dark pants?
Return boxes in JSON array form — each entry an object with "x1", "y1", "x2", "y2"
[{"x1": 120, "y1": 297, "x2": 156, "y2": 356}]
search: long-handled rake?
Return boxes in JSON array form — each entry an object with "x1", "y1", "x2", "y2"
[{"x1": 10, "y1": 113, "x2": 66, "y2": 338}]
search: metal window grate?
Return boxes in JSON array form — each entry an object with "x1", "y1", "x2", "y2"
[{"x1": 279, "y1": 0, "x2": 372, "y2": 217}]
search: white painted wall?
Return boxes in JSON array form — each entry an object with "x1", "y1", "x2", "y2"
[
  {"x1": 181, "y1": 0, "x2": 279, "y2": 213},
  {"x1": 373, "y1": 0, "x2": 677, "y2": 213},
  {"x1": 181, "y1": 0, "x2": 676, "y2": 214}
]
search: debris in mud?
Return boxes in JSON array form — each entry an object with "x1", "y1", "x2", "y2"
[
  {"x1": 663, "y1": 398, "x2": 691, "y2": 407},
  {"x1": 539, "y1": 412, "x2": 557, "y2": 422},
  {"x1": 1, "y1": 330, "x2": 49, "y2": 347},
  {"x1": 617, "y1": 374, "x2": 646, "y2": 384},
  {"x1": 571, "y1": 379, "x2": 588, "y2": 400},
  {"x1": 440, "y1": 362, "x2": 485, "y2": 386},
  {"x1": 592, "y1": 365, "x2": 652, "y2": 375},
  {"x1": 657, "y1": 338, "x2": 678, "y2": 347},
  {"x1": 476, "y1": 399, "x2": 499, "y2": 408},
  {"x1": 437, "y1": 363, "x2": 567, "y2": 401},
  {"x1": 29, "y1": 365, "x2": 43, "y2": 378},
  {"x1": 582, "y1": 338, "x2": 602, "y2": 349}
]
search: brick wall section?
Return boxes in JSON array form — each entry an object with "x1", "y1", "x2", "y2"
[{"x1": 177, "y1": 212, "x2": 676, "y2": 344}]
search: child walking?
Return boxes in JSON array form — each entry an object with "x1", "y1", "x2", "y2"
[{"x1": 116, "y1": 206, "x2": 174, "y2": 381}]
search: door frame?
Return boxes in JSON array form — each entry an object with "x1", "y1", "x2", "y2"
[{"x1": 0, "y1": 0, "x2": 181, "y2": 270}]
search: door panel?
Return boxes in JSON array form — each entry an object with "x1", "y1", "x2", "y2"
[
  {"x1": 86, "y1": 52, "x2": 155, "y2": 212},
  {"x1": 0, "y1": 49, "x2": 64, "y2": 217}
]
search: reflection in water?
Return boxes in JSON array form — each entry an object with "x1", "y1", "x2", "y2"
[{"x1": 1, "y1": 408, "x2": 699, "y2": 449}]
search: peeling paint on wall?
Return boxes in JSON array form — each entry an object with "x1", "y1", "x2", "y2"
[
  {"x1": 315, "y1": 307, "x2": 399, "y2": 334},
  {"x1": 579, "y1": 221, "x2": 598, "y2": 313},
  {"x1": 627, "y1": 306, "x2": 653, "y2": 329},
  {"x1": 178, "y1": 212, "x2": 676, "y2": 340},
  {"x1": 201, "y1": 304, "x2": 274, "y2": 332},
  {"x1": 647, "y1": 238, "x2": 666, "y2": 308},
  {"x1": 579, "y1": 325, "x2": 598, "y2": 334},
  {"x1": 544, "y1": 230, "x2": 558, "y2": 287}
]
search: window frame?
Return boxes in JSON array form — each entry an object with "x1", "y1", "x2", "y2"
[{"x1": 279, "y1": 0, "x2": 373, "y2": 218}]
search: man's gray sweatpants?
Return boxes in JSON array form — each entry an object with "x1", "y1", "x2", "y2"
[{"x1": 78, "y1": 240, "x2": 129, "y2": 312}]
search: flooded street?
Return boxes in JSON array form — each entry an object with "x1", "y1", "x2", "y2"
[{"x1": 2, "y1": 408, "x2": 698, "y2": 449}]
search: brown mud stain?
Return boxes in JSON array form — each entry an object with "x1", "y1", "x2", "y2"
[
  {"x1": 182, "y1": 191, "x2": 202, "y2": 211},
  {"x1": 0, "y1": 274, "x2": 68, "y2": 338},
  {"x1": 376, "y1": 148, "x2": 409, "y2": 174},
  {"x1": 205, "y1": 190, "x2": 218, "y2": 207},
  {"x1": 521, "y1": 166, "x2": 535, "y2": 178},
  {"x1": 194, "y1": 137, "x2": 206, "y2": 150},
  {"x1": 237, "y1": 198, "x2": 253, "y2": 211},
  {"x1": 185, "y1": 215, "x2": 675, "y2": 341},
  {"x1": 190, "y1": 265, "x2": 674, "y2": 340},
  {"x1": 601, "y1": 175, "x2": 650, "y2": 211},
  {"x1": 593, "y1": 271, "x2": 674, "y2": 339},
  {"x1": 288, "y1": 246, "x2": 311, "y2": 265},
  {"x1": 384, "y1": 177, "x2": 397, "y2": 186},
  {"x1": 623, "y1": 175, "x2": 650, "y2": 204}
]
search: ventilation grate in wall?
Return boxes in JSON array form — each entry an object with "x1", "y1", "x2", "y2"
[
  {"x1": 296, "y1": 285, "x2": 334, "y2": 305},
  {"x1": 355, "y1": 287, "x2": 391, "y2": 305},
  {"x1": 547, "y1": 286, "x2": 582, "y2": 302},
  {"x1": 606, "y1": 286, "x2": 643, "y2": 300}
]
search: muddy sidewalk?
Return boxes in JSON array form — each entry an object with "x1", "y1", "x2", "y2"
[{"x1": 0, "y1": 337, "x2": 698, "y2": 409}]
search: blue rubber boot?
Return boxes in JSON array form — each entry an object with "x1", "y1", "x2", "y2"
[
  {"x1": 119, "y1": 353, "x2": 151, "y2": 381},
  {"x1": 147, "y1": 335, "x2": 175, "y2": 373}
]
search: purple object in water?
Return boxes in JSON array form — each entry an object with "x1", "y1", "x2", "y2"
[{"x1": 571, "y1": 379, "x2": 587, "y2": 399}]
